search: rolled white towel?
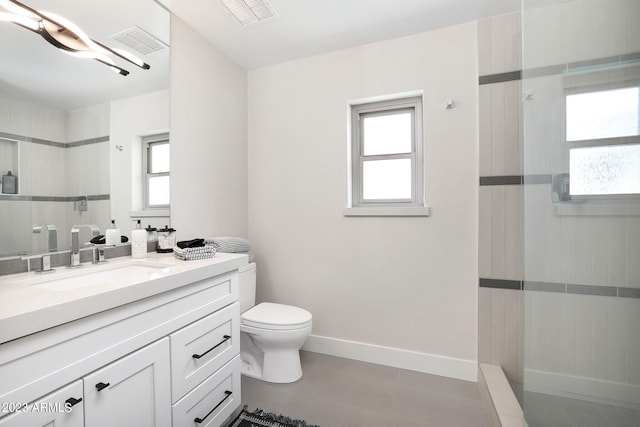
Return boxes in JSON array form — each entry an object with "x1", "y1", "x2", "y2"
[
  {"x1": 205, "y1": 237, "x2": 251, "y2": 253},
  {"x1": 174, "y1": 243, "x2": 217, "y2": 260}
]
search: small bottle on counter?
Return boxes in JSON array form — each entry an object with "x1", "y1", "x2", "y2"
[
  {"x1": 131, "y1": 220, "x2": 147, "y2": 259},
  {"x1": 105, "y1": 220, "x2": 120, "y2": 246}
]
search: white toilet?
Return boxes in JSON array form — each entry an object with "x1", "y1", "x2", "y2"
[{"x1": 238, "y1": 262, "x2": 312, "y2": 383}]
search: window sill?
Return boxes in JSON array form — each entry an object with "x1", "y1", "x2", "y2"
[
  {"x1": 343, "y1": 206, "x2": 431, "y2": 217},
  {"x1": 130, "y1": 209, "x2": 170, "y2": 218}
]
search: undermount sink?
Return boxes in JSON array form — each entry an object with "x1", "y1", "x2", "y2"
[{"x1": 29, "y1": 261, "x2": 174, "y2": 292}]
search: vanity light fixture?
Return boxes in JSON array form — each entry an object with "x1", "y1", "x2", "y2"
[{"x1": 0, "y1": 0, "x2": 150, "y2": 76}]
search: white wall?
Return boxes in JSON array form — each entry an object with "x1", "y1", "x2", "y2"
[
  {"x1": 169, "y1": 17, "x2": 248, "y2": 241},
  {"x1": 110, "y1": 90, "x2": 170, "y2": 235},
  {"x1": 248, "y1": 23, "x2": 479, "y2": 380}
]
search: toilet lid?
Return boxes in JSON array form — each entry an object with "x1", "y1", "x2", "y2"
[{"x1": 242, "y1": 302, "x2": 312, "y2": 330}]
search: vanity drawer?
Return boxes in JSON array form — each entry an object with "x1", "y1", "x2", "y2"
[
  {"x1": 172, "y1": 355, "x2": 241, "y2": 427},
  {"x1": 170, "y1": 302, "x2": 240, "y2": 402}
]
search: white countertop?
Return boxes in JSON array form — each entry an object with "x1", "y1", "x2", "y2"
[{"x1": 0, "y1": 252, "x2": 248, "y2": 344}]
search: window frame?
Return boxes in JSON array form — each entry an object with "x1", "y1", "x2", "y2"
[
  {"x1": 561, "y1": 67, "x2": 640, "y2": 201},
  {"x1": 142, "y1": 133, "x2": 170, "y2": 209},
  {"x1": 350, "y1": 96, "x2": 424, "y2": 208}
]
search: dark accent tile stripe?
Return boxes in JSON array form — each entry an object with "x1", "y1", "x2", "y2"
[
  {"x1": 479, "y1": 278, "x2": 522, "y2": 290},
  {"x1": 0, "y1": 131, "x2": 26, "y2": 141},
  {"x1": 480, "y1": 278, "x2": 640, "y2": 299},
  {"x1": 567, "y1": 55, "x2": 622, "y2": 72},
  {"x1": 0, "y1": 131, "x2": 108, "y2": 148},
  {"x1": 482, "y1": 51, "x2": 640, "y2": 82},
  {"x1": 66, "y1": 136, "x2": 109, "y2": 148},
  {"x1": 523, "y1": 64, "x2": 567, "y2": 79},
  {"x1": 67, "y1": 195, "x2": 88, "y2": 202},
  {"x1": 31, "y1": 196, "x2": 67, "y2": 202},
  {"x1": 479, "y1": 175, "x2": 553, "y2": 186},
  {"x1": 479, "y1": 70, "x2": 522, "y2": 85},
  {"x1": 567, "y1": 284, "x2": 618, "y2": 297},
  {"x1": 523, "y1": 281, "x2": 566, "y2": 293},
  {"x1": 618, "y1": 287, "x2": 640, "y2": 299},
  {"x1": 30, "y1": 137, "x2": 65, "y2": 148},
  {"x1": 66, "y1": 194, "x2": 110, "y2": 202},
  {"x1": 524, "y1": 174, "x2": 552, "y2": 185},
  {"x1": 0, "y1": 195, "x2": 30, "y2": 201},
  {"x1": 621, "y1": 52, "x2": 640, "y2": 63},
  {"x1": 480, "y1": 176, "x2": 523, "y2": 186},
  {"x1": 0, "y1": 194, "x2": 109, "y2": 202}
]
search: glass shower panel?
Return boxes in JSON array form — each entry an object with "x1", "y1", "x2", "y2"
[{"x1": 522, "y1": 0, "x2": 640, "y2": 426}]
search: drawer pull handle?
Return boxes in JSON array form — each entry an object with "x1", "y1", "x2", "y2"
[
  {"x1": 95, "y1": 382, "x2": 110, "y2": 392},
  {"x1": 65, "y1": 397, "x2": 83, "y2": 408},
  {"x1": 192, "y1": 335, "x2": 231, "y2": 360},
  {"x1": 194, "y1": 390, "x2": 232, "y2": 424}
]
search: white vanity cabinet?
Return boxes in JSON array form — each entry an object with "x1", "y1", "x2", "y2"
[
  {"x1": 0, "y1": 261, "x2": 244, "y2": 427},
  {"x1": 83, "y1": 338, "x2": 171, "y2": 427},
  {"x1": 0, "y1": 381, "x2": 84, "y2": 427}
]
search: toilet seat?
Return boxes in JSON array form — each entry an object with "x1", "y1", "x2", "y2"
[{"x1": 242, "y1": 302, "x2": 312, "y2": 330}]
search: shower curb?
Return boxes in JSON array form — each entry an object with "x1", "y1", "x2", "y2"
[{"x1": 479, "y1": 363, "x2": 526, "y2": 427}]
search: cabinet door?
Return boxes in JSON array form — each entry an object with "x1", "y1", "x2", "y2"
[
  {"x1": 83, "y1": 338, "x2": 170, "y2": 427},
  {"x1": 0, "y1": 380, "x2": 83, "y2": 427}
]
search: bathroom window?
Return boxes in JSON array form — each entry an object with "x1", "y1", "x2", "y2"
[
  {"x1": 564, "y1": 83, "x2": 640, "y2": 198},
  {"x1": 348, "y1": 96, "x2": 425, "y2": 213},
  {"x1": 143, "y1": 133, "x2": 170, "y2": 208}
]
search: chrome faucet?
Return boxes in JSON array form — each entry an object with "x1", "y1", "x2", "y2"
[
  {"x1": 33, "y1": 224, "x2": 58, "y2": 252},
  {"x1": 70, "y1": 225, "x2": 100, "y2": 268}
]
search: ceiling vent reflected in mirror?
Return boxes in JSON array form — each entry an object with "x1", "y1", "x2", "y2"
[
  {"x1": 110, "y1": 26, "x2": 169, "y2": 57},
  {"x1": 219, "y1": 0, "x2": 279, "y2": 27}
]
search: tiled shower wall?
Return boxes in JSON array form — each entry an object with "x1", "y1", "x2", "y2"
[
  {"x1": 520, "y1": 0, "x2": 640, "y2": 407},
  {"x1": 477, "y1": 12, "x2": 525, "y2": 384},
  {"x1": 479, "y1": 3, "x2": 640, "y2": 401},
  {"x1": 0, "y1": 97, "x2": 110, "y2": 258}
]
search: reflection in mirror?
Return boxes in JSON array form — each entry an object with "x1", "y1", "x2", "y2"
[{"x1": 0, "y1": 0, "x2": 170, "y2": 258}]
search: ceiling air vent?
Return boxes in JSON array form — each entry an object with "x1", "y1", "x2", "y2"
[
  {"x1": 219, "y1": 0, "x2": 280, "y2": 27},
  {"x1": 109, "y1": 27, "x2": 168, "y2": 56}
]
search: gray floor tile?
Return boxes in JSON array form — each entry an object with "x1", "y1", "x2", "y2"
[
  {"x1": 522, "y1": 390, "x2": 640, "y2": 427},
  {"x1": 239, "y1": 351, "x2": 491, "y2": 426}
]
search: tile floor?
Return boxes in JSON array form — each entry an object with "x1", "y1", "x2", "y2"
[
  {"x1": 239, "y1": 351, "x2": 491, "y2": 427},
  {"x1": 510, "y1": 384, "x2": 640, "y2": 427}
]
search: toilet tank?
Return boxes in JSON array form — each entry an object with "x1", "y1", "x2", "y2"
[{"x1": 238, "y1": 262, "x2": 256, "y2": 314}]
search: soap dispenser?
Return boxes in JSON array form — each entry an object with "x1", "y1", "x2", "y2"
[
  {"x1": 131, "y1": 220, "x2": 147, "y2": 259},
  {"x1": 105, "y1": 220, "x2": 120, "y2": 246}
]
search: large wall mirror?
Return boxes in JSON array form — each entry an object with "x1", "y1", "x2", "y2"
[{"x1": 0, "y1": 0, "x2": 170, "y2": 258}]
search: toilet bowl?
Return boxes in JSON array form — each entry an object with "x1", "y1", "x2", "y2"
[{"x1": 239, "y1": 263, "x2": 312, "y2": 383}]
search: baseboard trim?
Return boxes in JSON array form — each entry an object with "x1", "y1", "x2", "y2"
[{"x1": 302, "y1": 334, "x2": 477, "y2": 382}]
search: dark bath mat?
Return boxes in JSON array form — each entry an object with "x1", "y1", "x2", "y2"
[{"x1": 228, "y1": 405, "x2": 319, "y2": 427}]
